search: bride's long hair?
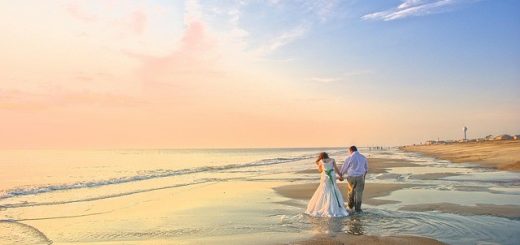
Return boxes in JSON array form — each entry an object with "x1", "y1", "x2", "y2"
[{"x1": 316, "y1": 152, "x2": 329, "y2": 163}]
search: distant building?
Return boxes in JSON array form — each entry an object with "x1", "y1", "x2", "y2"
[
  {"x1": 513, "y1": 135, "x2": 520, "y2": 140},
  {"x1": 425, "y1": 140, "x2": 447, "y2": 145},
  {"x1": 494, "y1": 134, "x2": 513, "y2": 140}
]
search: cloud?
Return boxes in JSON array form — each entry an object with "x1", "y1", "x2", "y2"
[
  {"x1": 65, "y1": 1, "x2": 148, "y2": 35},
  {"x1": 116, "y1": 9, "x2": 148, "y2": 35},
  {"x1": 65, "y1": 2, "x2": 97, "y2": 22},
  {"x1": 256, "y1": 24, "x2": 309, "y2": 55},
  {"x1": 305, "y1": 0, "x2": 339, "y2": 22},
  {"x1": 127, "y1": 19, "x2": 217, "y2": 91},
  {"x1": 184, "y1": 0, "x2": 203, "y2": 23},
  {"x1": 269, "y1": 0, "x2": 340, "y2": 22},
  {"x1": 362, "y1": 0, "x2": 471, "y2": 21},
  {"x1": 125, "y1": 0, "x2": 220, "y2": 95}
]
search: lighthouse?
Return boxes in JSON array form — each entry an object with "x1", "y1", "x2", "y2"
[{"x1": 463, "y1": 126, "x2": 468, "y2": 141}]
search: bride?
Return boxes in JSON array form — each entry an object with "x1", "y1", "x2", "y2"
[{"x1": 305, "y1": 152, "x2": 349, "y2": 217}]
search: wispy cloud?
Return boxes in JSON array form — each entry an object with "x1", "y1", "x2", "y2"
[
  {"x1": 256, "y1": 24, "x2": 309, "y2": 55},
  {"x1": 362, "y1": 0, "x2": 472, "y2": 21},
  {"x1": 65, "y1": 1, "x2": 149, "y2": 35},
  {"x1": 306, "y1": 0, "x2": 340, "y2": 22},
  {"x1": 65, "y1": 2, "x2": 97, "y2": 22},
  {"x1": 269, "y1": 0, "x2": 340, "y2": 22},
  {"x1": 117, "y1": 9, "x2": 148, "y2": 35}
]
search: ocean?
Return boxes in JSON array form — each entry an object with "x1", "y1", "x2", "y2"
[{"x1": 1, "y1": 147, "x2": 519, "y2": 244}]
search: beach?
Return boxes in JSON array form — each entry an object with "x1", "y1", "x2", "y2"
[
  {"x1": 401, "y1": 140, "x2": 520, "y2": 171},
  {"x1": 1, "y1": 147, "x2": 519, "y2": 244},
  {"x1": 3, "y1": 0, "x2": 519, "y2": 244}
]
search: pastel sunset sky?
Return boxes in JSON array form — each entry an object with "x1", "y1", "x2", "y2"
[{"x1": 1, "y1": 0, "x2": 519, "y2": 149}]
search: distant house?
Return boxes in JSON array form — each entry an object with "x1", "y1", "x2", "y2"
[
  {"x1": 514, "y1": 135, "x2": 520, "y2": 140},
  {"x1": 424, "y1": 140, "x2": 446, "y2": 145},
  {"x1": 494, "y1": 134, "x2": 513, "y2": 140}
]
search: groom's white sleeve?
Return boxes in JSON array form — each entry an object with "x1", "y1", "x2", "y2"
[{"x1": 341, "y1": 157, "x2": 350, "y2": 175}]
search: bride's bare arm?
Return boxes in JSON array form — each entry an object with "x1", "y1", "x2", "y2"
[
  {"x1": 316, "y1": 161, "x2": 323, "y2": 172},
  {"x1": 315, "y1": 156, "x2": 323, "y2": 172}
]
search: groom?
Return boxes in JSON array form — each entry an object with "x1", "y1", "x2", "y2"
[{"x1": 339, "y1": 146, "x2": 368, "y2": 212}]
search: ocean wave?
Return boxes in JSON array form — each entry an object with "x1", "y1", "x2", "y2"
[
  {"x1": 1, "y1": 181, "x2": 207, "y2": 209},
  {"x1": 0, "y1": 155, "x2": 311, "y2": 200}
]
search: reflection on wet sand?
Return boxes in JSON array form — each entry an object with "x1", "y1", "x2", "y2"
[
  {"x1": 306, "y1": 215, "x2": 360, "y2": 235},
  {"x1": 345, "y1": 215, "x2": 365, "y2": 235},
  {"x1": 1, "y1": 148, "x2": 519, "y2": 244}
]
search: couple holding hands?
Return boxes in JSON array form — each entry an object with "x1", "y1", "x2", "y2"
[{"x1": 305, "y1": 146, "x2": 368, "y2": 217}]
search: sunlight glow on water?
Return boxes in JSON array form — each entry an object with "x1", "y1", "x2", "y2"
[{"x1": 0, "y1": 148, "x2": 519, "y2": 244}]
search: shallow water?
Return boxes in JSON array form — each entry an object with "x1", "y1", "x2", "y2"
[
  {"x1": 0, "y1": 147, "x2": 519, "y2": 244},
  {"x1": 273, "y1": 208, "x2": 520, "y2": 245}
]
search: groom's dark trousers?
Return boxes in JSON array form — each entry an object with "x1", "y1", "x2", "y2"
[{"x1": 346, "y1": 175, "x2": 365, "y2": 211}]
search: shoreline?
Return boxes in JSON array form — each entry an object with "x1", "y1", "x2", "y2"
[{"x1": 400, "y1": 140, "x2": 520, "y2": 171}]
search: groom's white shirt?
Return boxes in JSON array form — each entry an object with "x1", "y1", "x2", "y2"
[{"x1": 340, "y1": 151, "x2": 368, "y2": 177}]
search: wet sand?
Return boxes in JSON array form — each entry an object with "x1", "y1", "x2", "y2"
[
  {"x1": 399, "y1": 203, "x2": 520, "y2": 219},
  {"x1": 363, "y1": 158, "x2": 420, "y2": 174},
  {"x1": 295, "y1": 233, "x2": 445, "y2": 245},
  {"x1": 409, "y1": 172, "x2": 461, "y2": 180},
  {"x1": 401, "y1": 140, "x2": 520, "y2": 171}
]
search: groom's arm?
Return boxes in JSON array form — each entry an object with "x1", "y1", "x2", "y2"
[
  {"x1": 363, "y1": 157, "x2": 368, "y2": 179},
  {"x1": 340, "y1": 157, "x2": 350, "y2": 176}
]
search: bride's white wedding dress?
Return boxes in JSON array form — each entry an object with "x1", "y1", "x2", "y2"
[{"x1": 305, "y1": 158, "x2": 349, "y2": 217}]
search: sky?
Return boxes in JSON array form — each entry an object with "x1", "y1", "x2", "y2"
[{"x1": 1, "y1": 0, "x2": 519, "y2": 149}]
